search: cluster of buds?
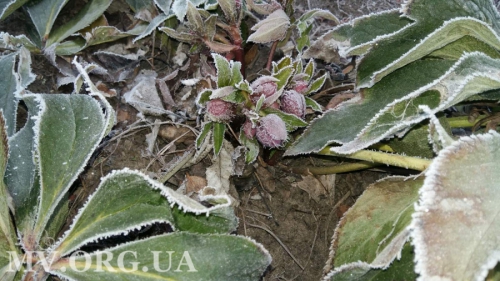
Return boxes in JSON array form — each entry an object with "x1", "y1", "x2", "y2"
[{"x1": 196, "y1": 54, "x2": 326, "y2": 162}]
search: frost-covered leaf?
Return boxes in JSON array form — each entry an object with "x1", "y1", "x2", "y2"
[
  {"x1": 186, "y1": 2, "x2": 203, "y2": 32},
  {"x1": 196, "y1": 121, "x2": 212, "y2": 147},
  {"x1": 57, "y1": 23, "x2": 148, "y2": 55},
  {"x1": 17, "y1": 47, "x2": 35, "y2": 88},
  {"x1": 205, "y1": 140, "x2": 233, "y2": 196},
  {"x1": 239, "y1": 131, "x2": 259, "y2": 164},
  {"x1": 133, "y1": 13, "x2": 170, "y2": 43},
  {"x1": 425, "y1": 109, "x2": 455, "y2": 154},
  {"x1": 305, "y1": 96, "x2": 322, "y2": 112},
  {"x1": 384, "y1": 121, "x2": 435, "y2": 158},
  {"x1": 262, "y1": 108, "x2": 307, "y2": 131},
  {"x1": 287, "y1": 53, "x2": 500, "y2": 155},
  {"x1": 0, "y1": 0, "x2": 29, "y2": 21},
  {"x1": 323, "y1": 243, "x2": 417, "y2": 281},
  {"x1": 160, "y1": 26, "x2": 199, "y2": 42},
  {"x1": 50, "y1": 232, "x2": 271, "y2": 281},
  {"x1": 272, "y1": 65, "x2": 294, "y2": 90},
  {"x1": 0, "y1": 32, "x2": 38, "y2": 52},
  {"x1": 26, "y1": 0, "x2": 69, "y2": 41},
  {"x1": 355, "y1": 0, "x2": 500, "y2": 88},
  {"x1": 304, "y1": 9, "x2": 413, "y2": 62},
  {"x1": 171, "y1": 0, "x2": 208, "y2": 21},
  {"x1": 212, "y1": 122, "x2": 225, "y2": 156},
  {"x1": 29, "y1": 94, "x2": 107, "y2": 244},
  {"x1": 295, "y1": 9, "x2": 339, "y2": 52},
  {"x1": 0, "y1": 53, "x2": 19, "y2": 137},
  {"x1": 324, "y1": 176, "x2": 422, "y2": 279},
  {"x1": 52, "y1": 169, "x2": 237, "y2": 256},
  {"x1": 306, "y1": 73, "x2": 327, "y2": 95},
  {"x1": 4, "y1": 96, "x2": 39, "y2": 234},
  {"x1": 155, "y1": 0, "x2": 172, "y2": 14},
  {"x1": 213, "y1": 53, "x2": 231, "y2": 87},
  {"x1": 247, "y1": 9, "x2": 290, "y2": 44},
  {"x1": 45, "y1": 0, "x2": 113, "y2": 47},
  {"x1": 411, "y1": 130, "x2": 500, "y2": 281},
  {"x1": 123, "y1": 70, "x2": 172, "y2": 116},
  {"x1": 0, "y1": 114, "x2": 20, "y2": 281}
]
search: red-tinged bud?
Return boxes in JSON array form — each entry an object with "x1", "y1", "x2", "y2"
[
  {"x1": 280, "y1": 90, "x2": 306, "y2": 118},
  {"x1": 293, "y1": 80, "x2": 309, "y2": 94},
  {"x1": 256, "y1": 114, "x2": 288, "y2": 148},
  {"x1": 250, "y1": 76, "x2": 279, "y2": 102},
  {"x1": 243, "y1": 119, "x2": 256, "y2": 139},
  {"x1": 206, "y1": 99, "x2": 235, "y2": 122}
]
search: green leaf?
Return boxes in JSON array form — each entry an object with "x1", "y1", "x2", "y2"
[
  {"x1": 217, "y1": 0, "x2": 236, "y2": 23},
  {"x1": 411, "y1": 130, "x2": 500, "y2": 281},
  {"x1": 4, "y1": 96, "x2": 39, "y2": 234},
  {"x1": 159, "y1": 26, "x2": 199, "y2": 42},
  {"x1": 262, "y1": 108, "x2": 307, "y2": 131},
  {"x1": 305, "y1": 73, "x2": 326, "y2": 95},
  {"x1": 30, "y1": 94, "x2": 107, "y2": 245},
  {"x1": 171, "y1": 0, "x2": 209, "y2": 21},
  {"x1": 0, "y1": 114, "x2": 20, "y2": 281},
  {"x1": 272, "y1": 65, "x2": 295, "y2": 91},
  {"x1": 325, "y1": 176, "x2": 421, "y2": 275},
  {"x1": 287, "y1": 51, "x2": 500, "y2": 155},
  {"x1": 155, "y1": 0, "x2": 172, "y2": 14},
  {"x1": 273, "y1": 56, "x2": 292, "y2": 73},
  {"x1": 304, "y1": 9, "x2": 413, "y2": 61},
  {"x1": 0, "y1": 33, "x2": 39, "y2": 53},
  {"x1": 45, "y1": 0, "x2": 113, "y2": 46},
  {"x1": 304, "y1": 96, "x2": 322, "y2": 112},
  {"x1": 213, "y1": 53, "x2": 231, "y2": 87},
  {"x1": 365, "y1": 18, "x2": 500, "y2": 87},
  {"x1": 50, "y1": 232, "x2": 271, "y2": 280},
  {"x1": 26, "y1": 0, "x2": 70, "y2": 41},
  {"x1": 172, "y1": 206, "x2": 238, "y2": 234},
  {"x1": 230, "y1": 60, "x2": 243, "y2": 85},
  {"x1": 0, "y1": 53, "x2": 18, "y2": 137},
  {"x1": 0, "y1": 0, "x2": 29, "y2": 21},
  {"x1": 239, "y1": 131, "x2": 259, "y2": 164},
  {"x1": 326, "y1": 243, "x2": 417, "y2": 281},
  {"x1": 303, "y1": 59, "x2": 315, "y2": 79},
  {"x1": 53, "y1": 169, "x2": 238, "y2": 256},
  {"x1": 212, "y1": 122, "x2": 225, "y2": 156},
  {"x1": 186, "y1": 2, "x2": 203, "y2": 32},
  {"x1": 384, "y1": 121, "x2": 435, "y2": 158},
  {"x1": 196, "y1": 122, "x2": 212, "y2": 148}
]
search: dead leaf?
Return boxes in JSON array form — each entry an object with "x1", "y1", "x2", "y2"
[
  {"x1": 295, "y1": 175, "x2": 327, "y2": 202},
  {"x1": 247, "y1": 9, "x2": 290, "y2": 44},
  {"x1": 185, "y1": 174, "x2": 207, "y2": 194}
]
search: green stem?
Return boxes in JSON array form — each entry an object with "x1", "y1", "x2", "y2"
[
  {"x1": 317, "y1": 147, "x2": 432, "y2": 171},
  {"x1": 289, "y1": 161, "x2": 380, "y2": 175},
  {"x1": 447, "y1": 115, "x2": 487, "y2": 128}
]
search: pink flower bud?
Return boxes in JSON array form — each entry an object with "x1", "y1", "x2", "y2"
[
  {"x1": 206, "y1": 99, "x2": 235, "y2": 122},
  {"x1": 256, "y1": 114, "x2": 288, "y2": 148},
  {"x1": 280, "y1": 90, "x2": 306, "y2": 118},
  {"x1": 243, "y1": 119, "x2": 256, "y2": 139},
  {"x1": 293, "y1": 80, "x2": 309, "y2": 94},
  {"x1": 250, "y1": 76, "x2": 279, "y2": 103}
]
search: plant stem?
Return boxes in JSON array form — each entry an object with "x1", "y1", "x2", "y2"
[
  {"x1": 447, "y1": 115, "x2": 486, "y2": 128},
  {"x1": 266, "y1": 41, "x2": 279, "y2": 71},
  {"x1": 288, "y1": 161, "x2": 380, "y2": 175},
  {"x1": 317, "y1": 147, "x2": 432, "y2": 171}
]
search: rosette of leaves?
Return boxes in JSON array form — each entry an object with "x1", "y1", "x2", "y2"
[
  {"x1": 0, "y1": 0, "x2": 148, "y2": 56},
  {"x1": 196, "y1": 54, "x2": 326, "y2": 163},
  {"x1": 0, "y1": 50, "x2": 270, "y2": 280}
]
